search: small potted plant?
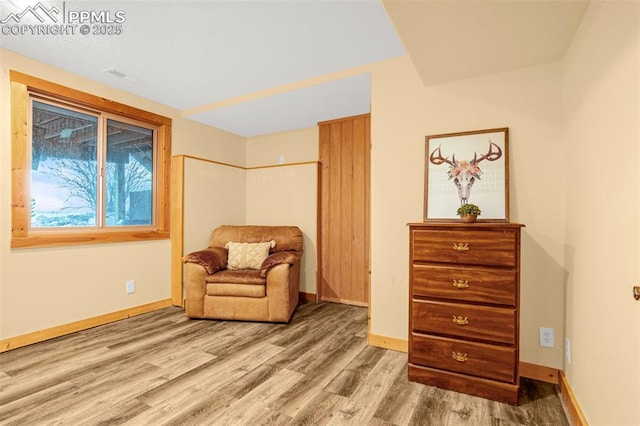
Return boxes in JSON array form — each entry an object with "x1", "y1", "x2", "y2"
[{"x1": 457, "y1": 203, "x2": 481, "y2": 223}]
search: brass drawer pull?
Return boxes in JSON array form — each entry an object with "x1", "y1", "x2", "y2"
[
  {"x1": 452, "y1": 315, "x2": 469, "y2": 325},
  {"x1": 452, "y1": 279, "x2": 469, "y2": 289},
  {"x1": 452, "y1": 352, "x2": 468, "y2": 362},
  {"x1": 453, "y1": 243, "x2": 469, "y2": 251}
]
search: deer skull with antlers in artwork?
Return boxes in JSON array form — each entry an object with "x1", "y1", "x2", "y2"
[{"x1": 429, "y1": 141, "x2": 502, "y2": 206}]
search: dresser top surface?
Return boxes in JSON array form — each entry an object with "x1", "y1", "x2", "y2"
[{"x1": 408, "y1": 222, "x2": 525, "y2": 230}]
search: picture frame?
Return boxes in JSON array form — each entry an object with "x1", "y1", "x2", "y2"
[{"x1": 424, "y1": 127, "x2": 509, "y2": 222}]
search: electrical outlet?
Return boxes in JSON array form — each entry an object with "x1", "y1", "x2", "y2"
[
  {"x1": 566, "y1": 338, "x2": 571, "y2": 364},
  {"x1": 126, "y1": 280, "x2": 135, "y2": 294},
  {"x1": 539, "y1": 327, "x2": 554, "y2": 348}
]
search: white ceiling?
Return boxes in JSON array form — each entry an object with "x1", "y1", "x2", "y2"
[
  {"x1": 189, "y1": 73, "x2": 373, "y2": 137},
  {"x1": 0, "y1": 0, "x2": 589, "y2": 137}
]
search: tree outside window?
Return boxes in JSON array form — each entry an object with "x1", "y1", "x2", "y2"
[{"x1": 31, "y1": 100, "x2": 155, "y2": 229}]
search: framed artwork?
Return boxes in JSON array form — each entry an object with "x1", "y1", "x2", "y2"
[{"x1": 424, "y1": 127, "x2": 509, "y2": 222}]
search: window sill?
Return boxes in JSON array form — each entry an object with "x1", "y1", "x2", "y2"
[{"x1": 11, "y1": 230, "x2": 170, "y2": 249}]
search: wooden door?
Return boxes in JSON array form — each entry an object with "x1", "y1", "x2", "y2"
[{"x1": 318, "y1": 114, "x2": 370, "y2": 306}]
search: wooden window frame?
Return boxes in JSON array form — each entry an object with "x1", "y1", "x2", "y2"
[{"x1": 10, "y1": 71, "x2": 171, "y2": 248}]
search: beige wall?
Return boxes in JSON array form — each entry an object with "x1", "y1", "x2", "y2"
[
  {"x1": 369, "y1": 56, "x2": 566, "y2": 368},
  {"x1": 173, "y1": 119, "x2": 246, "y2": 166},
  {"x1": 177, "y1": 106, "x2": 248, "y2": 256},
  {"x1": 183, "y1": 158, "x2": 246, "y2": 255},
  {"x1": 246, "y1": 163, "x2": 318, "y2": 294},
  {"x1": 562, "y1": 2, "x2": 639, "y2": 424},
  {"x1": 246, "y1": 127, "x2": 317, "y2": 167},
  {"x1": 0, "y1": 49, "x2": 245, "y2": 339},
  {"x1": 246, "y1": 128, "x2": 319, "y2": 295}
]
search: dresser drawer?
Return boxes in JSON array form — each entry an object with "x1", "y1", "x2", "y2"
[
  {"x1": 412, "y1": 229, "x2": 517, "y2": 267},
  {"x1": 410, "y1": 334, "x2": 516, "y2": 383},
  {"x1": 412, "y1": 299, "x2": 516, "y2": 345},
  {"x1": 412, "y1": 264, "x2": 516, "y2": 306}
]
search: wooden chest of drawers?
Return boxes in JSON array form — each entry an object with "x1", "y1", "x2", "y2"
[{"x1": 408, "y1": 222, "x2": 524, "y2": 404}]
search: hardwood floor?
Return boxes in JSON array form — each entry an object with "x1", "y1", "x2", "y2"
[{"x1": 0, "y1": 302, "x2": 569, "y2": 425}]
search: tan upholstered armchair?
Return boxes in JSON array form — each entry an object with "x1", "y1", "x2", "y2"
[{"x1": 182, "y1": 225, "x2": 303, "y2": 323}]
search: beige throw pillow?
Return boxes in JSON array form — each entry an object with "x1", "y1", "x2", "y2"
[{"x1": 225, "y1": 240, "x2": 276, "y2": 270}]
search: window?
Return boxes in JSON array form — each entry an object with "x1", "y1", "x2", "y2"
[
  {"x1": 11, "y1": 71, "x2": 171, "y2": 248},
  {"x1": 31, "y1": 100, "x2": 155, "y2": 228}
]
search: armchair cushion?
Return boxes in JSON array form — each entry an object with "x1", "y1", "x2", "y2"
[
  {"x1": 225, "y1": 240, "x2": 275, "y2": 270},
  {"x1": 205, "y1": 269, "x2": 266, "y2": 285},
  {"x1": 182, "y1": 247, "x2": 227, "y2": 275},
  {"x1": 206, "y1": 283, "x2": 266, "y2": 298}
]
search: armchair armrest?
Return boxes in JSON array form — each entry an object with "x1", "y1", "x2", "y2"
[
  {"x1": 182, "y1": 247, "x2": 227, "y2": 275},
  {"x1": 259, "y1": 251, "x2": 302, "y2": 278}
]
